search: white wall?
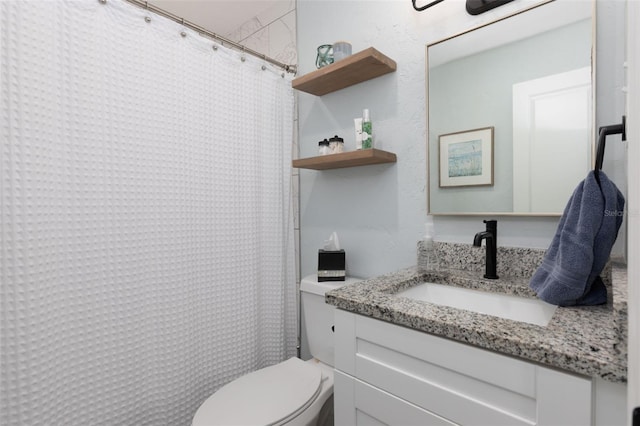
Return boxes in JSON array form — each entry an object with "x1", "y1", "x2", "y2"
[{"x1": 296, "y1": 0, "x2": 627, "y2": 279}]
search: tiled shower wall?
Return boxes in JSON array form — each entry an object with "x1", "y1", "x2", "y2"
[
  {"x1": 225, "y1": 0, "x2": 297, "y2": 67},
  {"x1": 226, "y1": 1, "x2": 300, "y2": 284}
]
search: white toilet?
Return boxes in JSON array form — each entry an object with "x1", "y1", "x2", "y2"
[{"x1": 192, "y1": 275, "x2": 361, "y2": 426}]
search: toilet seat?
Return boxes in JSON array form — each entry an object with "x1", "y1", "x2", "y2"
[{"x1": 192, "y1": 357, "x2": 323, "y2": 426}]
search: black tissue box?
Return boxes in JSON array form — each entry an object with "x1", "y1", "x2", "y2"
[{"x1": 318, "y1": 249, "x2": 346, "y2": 281}]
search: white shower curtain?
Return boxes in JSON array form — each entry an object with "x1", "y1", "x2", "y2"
[{"x1": 0, "y1": 1, "x2": 296, "y2": 425}]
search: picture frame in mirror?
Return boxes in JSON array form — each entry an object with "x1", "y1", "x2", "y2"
[{"x1": 439, "y1": 126, "x2": 494, "y2": 188}]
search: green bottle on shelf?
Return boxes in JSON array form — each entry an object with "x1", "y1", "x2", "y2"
[{"x1": 362, "y1": 108, "x2": 372, "y2": 149}]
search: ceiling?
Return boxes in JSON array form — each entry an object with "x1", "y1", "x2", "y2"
[{"x1": 151, "y1": 0, "x2": 282, "y2": 36}]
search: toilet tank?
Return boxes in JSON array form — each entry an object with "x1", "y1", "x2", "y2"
[{"x1": 300, "y1": 274, "x2": 362, "y2": 366}]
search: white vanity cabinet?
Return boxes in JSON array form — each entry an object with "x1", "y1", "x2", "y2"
[{"x1": 333, "y1": 310, "x2": 626, "y2": 426}]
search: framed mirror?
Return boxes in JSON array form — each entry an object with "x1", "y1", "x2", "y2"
[{"x1": 427, "y1": 0, "x2": 594, "y2": 215}]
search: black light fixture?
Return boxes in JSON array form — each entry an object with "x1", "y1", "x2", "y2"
[
  {"x1": 411, "y1": 0, "x2": 445, "y2": 12},
  {"x1": 412, "y1": 0, "x2": 515, "y2": 14},
  {"x1": 466, "y1": 0, "x2": 515, "y2": 15}
]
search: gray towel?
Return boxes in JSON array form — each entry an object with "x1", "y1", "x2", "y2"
[{"x1": 529, "y1": 171, "x2": 624, "y2": 306}]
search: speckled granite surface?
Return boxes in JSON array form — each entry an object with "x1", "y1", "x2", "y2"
[{"x1": 327, "y1": 242, "x2": 627, "y2": 383}]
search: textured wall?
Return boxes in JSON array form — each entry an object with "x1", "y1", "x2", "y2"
[{"x1": 296, "y1": 0, "x2": 627, "y2": 280}]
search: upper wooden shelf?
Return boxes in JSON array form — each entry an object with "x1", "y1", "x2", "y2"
[
  {"x1": 292, "y1": 149, "x2": 397, "y2": 170},
  {"x1": 292, "y1": 47, "x2": 397, "y2": 96}
]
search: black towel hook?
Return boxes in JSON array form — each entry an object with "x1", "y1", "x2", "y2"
[{"x1": 594, "y1": 115, "x2": 626, "y2": 181}]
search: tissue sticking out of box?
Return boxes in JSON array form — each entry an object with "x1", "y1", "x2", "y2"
[
  {"x1": 318, "y1": 232, "x2": 345, "y2": 282},
  {"x1": 324, "y1": 232, "x2": 341, "y2": 251}
]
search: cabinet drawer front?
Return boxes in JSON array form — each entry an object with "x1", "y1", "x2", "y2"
[
  {"x1": 335, "y1": 370, "x2": 458, "y2": 426},
  {"x1": 354, "y1": 312, "x2": 537, "y2": 397},
  {"x1": 357, "y1": 339, "x2": 536, "y2": 425}
]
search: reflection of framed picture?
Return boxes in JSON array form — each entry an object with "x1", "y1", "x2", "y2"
[{"x1": 439, "y1": 127, "x2": 494, "y2": 188}]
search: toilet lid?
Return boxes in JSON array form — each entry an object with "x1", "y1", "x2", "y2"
[{"x1": 192, "y1": 357, "x2": 322, "y2": 426}]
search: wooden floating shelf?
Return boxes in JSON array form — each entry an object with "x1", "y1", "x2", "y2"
[
  {"x1": 292, "y1": 47, "x2": 397, "y2": 96},
  {"x1": 292, "y1": 149, "x2": 397, "y2": 170}
]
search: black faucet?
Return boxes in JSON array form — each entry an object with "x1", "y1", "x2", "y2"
[{"x1": 473, "y1": 220, "x2": 499, "y2": 280}]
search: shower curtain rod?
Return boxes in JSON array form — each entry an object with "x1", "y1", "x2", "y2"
[{"x1": 120, "y1": 0, "x2": 297, "y2": 74}]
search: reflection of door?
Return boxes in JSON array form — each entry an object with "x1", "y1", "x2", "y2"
[{"x1": 512, "y1": 67, "x2": 591, "y2": 212}]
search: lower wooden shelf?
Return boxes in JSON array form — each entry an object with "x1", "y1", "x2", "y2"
[{"x1": 292, "y1": 149, "x2": 397, "y2": 170}]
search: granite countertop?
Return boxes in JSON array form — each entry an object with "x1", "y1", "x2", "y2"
[{"x1": 325, "y1": 243, "x2": 627, "y2": 383}]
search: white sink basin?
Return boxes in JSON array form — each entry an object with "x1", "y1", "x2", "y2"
[{"x1": 396, "y1": 282, "x2": 557, "y2": 326}]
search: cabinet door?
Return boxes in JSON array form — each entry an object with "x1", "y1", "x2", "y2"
[
  {"x1": 335, "y1": 310, "x2": 593, "y2": 426},
  {"x1": 335, "y1": 370, "x2": 458, "y2": 426}
]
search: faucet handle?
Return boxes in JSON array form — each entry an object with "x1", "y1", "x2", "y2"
[
  {"x1": 483, "y1": 219, "x2": 497, "y2": 228},
  {"x1": 483, "y1": 220, "x2": 497, "y2": 240}
]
